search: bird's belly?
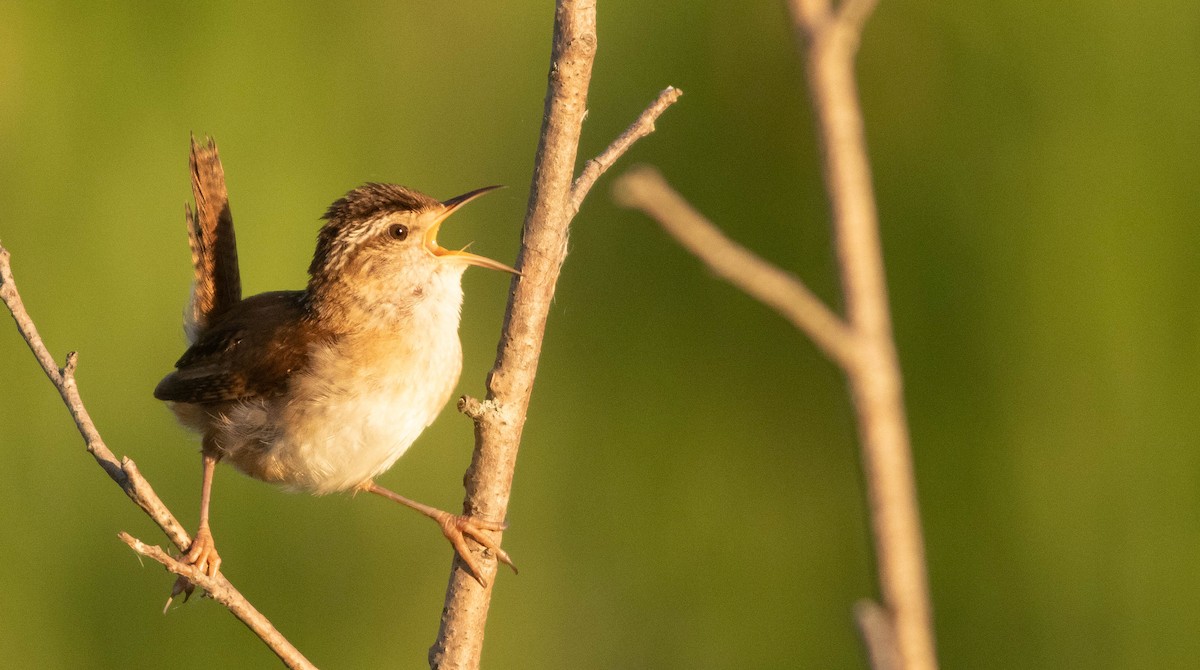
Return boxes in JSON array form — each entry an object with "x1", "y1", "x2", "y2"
[
  {"x1": 211, "y1": 318, "x2": 464, "y2": 494},
  {"x1": 219, "y1": 361, "x2": 460, "y2": 494},
  {"x1": 278, "y1": 389, "x2": 441, "y2": 493}
]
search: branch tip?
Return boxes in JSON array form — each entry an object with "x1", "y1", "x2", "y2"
[
  {"x1": 63, "y1": 350, "x2": 79, "y2": 378},
  {"x1": 118, "y1": 531, "x2": 143, "y2": 551},
  {"x1": 854, "y1": 599, "x2": 900, "y2": 670},
  {"x1": 610, "y1": 164, "x2": 660, "y2": 208},
  {"x1": 568, "y1": 86, "x2": 684, "y2": 214},
  {"x1": 458, "y1": 395, "x2": 486, "y2": 419}
]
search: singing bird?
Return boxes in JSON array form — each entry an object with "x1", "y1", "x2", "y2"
[{"x1": 155, "y1": 138, "x2": 517, "y2": 604}]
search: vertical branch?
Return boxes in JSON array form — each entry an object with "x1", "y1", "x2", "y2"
[
  {"x1": 429, "y1": 1, "x2": 597, "y2": 668},
  {"x1": 790, "y1": 2, "x2": 937, "y2": 669}
]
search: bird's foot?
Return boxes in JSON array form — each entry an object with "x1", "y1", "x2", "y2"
[
  {"x1": 163, "y1": 527, "x2": 222, "y2": 612},
  {"x1": 434, "y1": 511, "x2": 517, "y2": 588},
  {"x1": 363, "y1": 482, "x2": 517, "y2": 587}
]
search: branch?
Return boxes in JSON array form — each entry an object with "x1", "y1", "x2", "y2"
[
  {"x1": 790, "y1": 0, "x2": 878, "y2": 43},
  {"x1": 790, "y1": 2, "x2": 938, "y2": 669},
  {"x1": 855, "y1": 599, "x2": 900, "y2": 670},
  {"x1": 0, "y1": 243, "x2": 315, "y2": 670},
  {"x1": 428, "y1": 3, "x2": 598, "y2": 666},
  {"x1": 612, "y1": 166, "x2": 859, "y2": 368},
  {"x1": 615, "y1": 2, "x2": 938, "y2": 669},
  {"x1": 837, "y1": 0, "x2": 883, "y2": 39},
  {"x1": 568, "y1": 86, "x2": 683, "y2": 216},
  {"x1": 789, "y1": 0, "x2": 832, "y2": 33},
  {"x1": 119, "y1": 533, "x2": 313, "y2": 668},
  {"x1": 431, "y1": 1, "x2": 679, "y2": 667}
]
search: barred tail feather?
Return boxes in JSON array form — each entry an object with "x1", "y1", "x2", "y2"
[{"x1": 184, "y1": 135, "x2": 241, "y2": 342}]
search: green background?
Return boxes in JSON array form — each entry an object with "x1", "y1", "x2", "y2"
[{"x1": 1, "y1": 2, "x2": 1197, "y2": 668}]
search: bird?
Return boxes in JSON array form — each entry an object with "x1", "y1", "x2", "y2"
[{"x1": 154, "y1": 137, "x2": 517, "y2": 605}]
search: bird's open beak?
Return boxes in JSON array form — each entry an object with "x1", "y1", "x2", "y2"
[{"x1": 425, "y1": 185, "x2": 518, "y2": 274}]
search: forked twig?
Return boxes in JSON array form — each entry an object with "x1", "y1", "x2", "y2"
[
  {"x1": 570, "y1": 86, "x2": 683, "y2": 216},
  {"x1": 614, "y1": 1, "x2": 938, "y2": 668}
]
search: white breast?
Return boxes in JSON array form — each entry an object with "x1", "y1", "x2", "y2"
[
  {"x1": 266, "y1": 333, "x2": 462, "y2": 494},
  {"x1": 255, "y1": 271, "x2": 467, "y2": 494}
]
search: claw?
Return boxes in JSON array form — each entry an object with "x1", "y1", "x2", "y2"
[
  {"x1": 182, "y1": 526, "x2": 222, "y2": 578},
  {"x1": 163, "y1": 576, "x2": 196, "y2": 613},
  {"x1": 162, "y1": 527, "x2": 221, "y2": 612},
  {"x1": 435, "y1": 512, "x2": 518, "y2": 587},
  {"x1": 364, "y1": 483, "x2": 517, "y2": 586}
]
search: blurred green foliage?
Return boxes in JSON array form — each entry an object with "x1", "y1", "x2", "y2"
[{"x1": 2, "y1": 1, "x2": 1199, "y2": 668}]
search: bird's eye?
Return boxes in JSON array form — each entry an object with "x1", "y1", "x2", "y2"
[{"x1": 387, "y1": 223, "x2": 409, "y2": 241}]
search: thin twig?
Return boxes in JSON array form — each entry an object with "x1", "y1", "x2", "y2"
[
  {"x1": 0, "y1": 245, "x2": 187, "y2": 545},
  {"x1": 118, "y1": 532, "x2": 314, "y2": 669},
  {"x1": 0, "y1": 242, "x2": 315, "y2": 670},
  {"x1": 612, "y1": 166, "x2": 859, "y2": 368},
  {"x1": 568, "y1": 86, "x2": 683, "y2": 216}
]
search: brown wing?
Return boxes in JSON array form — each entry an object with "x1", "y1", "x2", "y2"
[
  {"x1": 184, "y1": 135, "x2": 242, "y2": 341},
  {"x1": 155, "y1": 291, "x2": 319, "y2": 404}
]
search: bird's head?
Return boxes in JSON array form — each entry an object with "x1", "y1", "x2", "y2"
[{"x1": 306, "y1": 183, "x2": 515, "y2": 325}]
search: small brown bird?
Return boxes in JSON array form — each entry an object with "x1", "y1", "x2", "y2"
[{"x1": 155, "y1": 138, "x2": 516, "y2": 604}]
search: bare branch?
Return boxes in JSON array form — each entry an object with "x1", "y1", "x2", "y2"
[
  {"x1": 431, "y1": 0, "x2": 608, "y2": 666},
  {"x1": 837, "y1": 0, "x2": 882, "y2": 38},
  {"x1": 790, "y1": 0, "x2": 878, "y2": 48},
  {"x1": 612, "y1": 166, "x2": 859, "y2": 368},
  {"x1": 788, "y1": 0, "x2": 832, "y2": 35},
  {"x1": 1, "y1": 246, "x2": 72, "y2": 386},
  {"x1": 855, "y1": 599, "x2": 900, "y2": 670},
  {"x1": 1, "y1": 244, "x2": 185, "y2": 541},
  {"x1": 789, "y1": 1, "x2": 938, "y2": 668},
  {"x1": 613, "y1": 2, "x2": 937, "y2": 668},
  {"x1": 431, "y1": 0, "x2": 594, "y2": 658},
  {"x1": 568, "y1": 86, "x2": 683, "y2": 216},
  {"x1": 0, "y1": 242, "x2": 314, "y2": 670}
]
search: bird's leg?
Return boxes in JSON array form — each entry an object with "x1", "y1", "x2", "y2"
[
  {"x1": 364, "y1": 482, "x2": 517, "y2": 587},
  {"x1": 166, "y1": 451, "x2": 222, "y2": 610},
  {"x1": 185, "y1": 451, "x2": 223, "y2": 574}
]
